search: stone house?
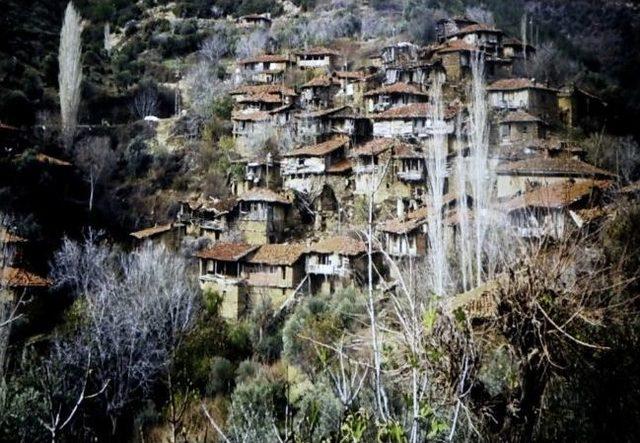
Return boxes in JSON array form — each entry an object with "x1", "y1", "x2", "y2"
[
  {"x1": 495, "y1": 155, "x2": 616, "y2": 199},
  {"x1": 436, "y1": 16, "x2": 479, "y2": 42},
  {"x1": 305, "y1": 235, "x2": 368, "y2": 294},
  {"x1": 333, "y1": 71, "x2": 373, "y2": 108},
  {"x1": 299, "y1": 75, "x2": 341, "y2": 110},
  {"x1": 381, "y1": 42, "x2": 419, "y2": 65},
  {"x1": 235, "y1": 93, "x2": 286, "y2": 114},
  {"x1": 295, "y1": 47, "x2": 340, "y2": 70},
  {"x1": 371, "y1": 103, "x2": 456, "y2": 139},
  {"x1": 189, "y1": 198, "x2": 237, "y2": 240},
  {"x1": 244, "y1": 243, "x2": 307, "y2": 309},
  {"x1": 130, "y1": 223, "x2": 184, "y2": 249},
  {"x1": 229, "y1": 85, "x2": 297, "y2": 106},
  {"x1": 196, "y1": 242, "x2": 259, "y2": 320},
  {"x1": 295, "y1": 106, "x2": 352, "y2": 144},
  {"x1": 446, "y1": 23, "x2": 504, "y2": 55},
  {"x1": 231, "y1": 155, "x2": 281, "y2": 195},
  {"x1": 486, "y1": 78, "x2": 559, "y2": 121},
  {"x1": 434, "y1": 40, "x2": 480, "y2": 82},
  {"x1": 497, "y1": 110, "x2": 546, "y2": 146},
  {"x1": 557, "y1": 85, "x2": 607, "y2": 131},
  {"x1": 502, "y1": 37, "x2": 536, "y2": 76},
  {"x1": 237, "y1": 54, "x2": 295, "y2": 84},
  {"x1": 232, "y1": 111, "x2": 272, "y2": 150},
  {"x1": 327, "y1": 108, "x2": 372, "y2": 143},
  {"x1": 384, "y1": 60, "x2": 442, "y2": 88},
  {"x1": 364, "y1": 82, "x2": 428, "y2": 113},
  {"x1": 236, "y1": 13, "x2": 272, "y2": 29},
  {"x1": 502, "y1": 180, "x2": 612, "y2": 239},
  {"x1": 281, "y1": 136, "x2": 350, "y2": 193},
  {"x1": 233, "y1": 188, "x2": 291, "y2": 245},
  {"x1": 379, "y1": 207, "x2": 429, "y2": 258}
]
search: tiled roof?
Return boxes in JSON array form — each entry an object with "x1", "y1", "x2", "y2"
[
  {"x1": 496, "y1": 157, "x2": 615, "y2": 177},
  {"x1": 296, "y1": 105, "x2": 350, "y2": 119},
  {"x1": 380, "y1": 207, "x2": 429, "y2": 234},
  {"x1": 307, "y1": 235, "x2": 367, "y2": 256},
  {"x1": 352, "y1": 138, "x2": 397, "y2": 157},
  {"x1": 393, "y1": 143, "x2": 422, "y2": 158},
  {"x1": 296, "y1": 46, "x2": 340, "y2": 56},
  {"x1": 326, "y1": 158, "x2": 352, "y2": 173},
  {"x1": 451, "y1": 23, "x2": 503, "y2": 36},
  {"x1": 301, "y1": 75, "x2": 340, "y2": 88},
  {"x1": 130, "y1": 223, "x2": 174, "y2": 239},
  {"x1": 196, "y1": 242, "x2": 258, "y2": 261},
  {"x1": 502, "y1": 180, "x2": 612, "y2": 212},
  {"x1": 239, "y1": 53, "x2": 292, "y2": 64},
  {"x1": 1, "y1": 267, "x2": 51, "y2": 287},
  {"x1": 436, "y1": 40, "x2": 479, "y2": 54},
  {"x1": 284, "y1": 136, "x2": 349, "y2": 157},
  {"x1": 334, "y1": 71, "x2": 367, "y2": 80},
  {"x1": 248, "y1": 243, "x2": 306, "y2": 265},
  {"x1": 237, "y1": 93, "x2": 284, "y2": 104},
  {"x1": 201, "y1": 197, "x2": 238, "y2": 213},
  {"x1": 232, "y1": 111, "x2": 271, "y2": 122},
  {"x1": 364, "y1": 82, "x2": 427, "y2": 97},
  {"x1": 230, "y1": 85, "x2": 296, "y2": 97},
  {"x1": 370, "y1": 103, "x2": 458, "y2": 120},
  {"x1": 500, "y1": 110, "x2": 541, "y2": 123},
  {"x1": 487, "y1": 78, "x2": 558, "y2": 92},
  {"x1": 238, "y1": 188, "x2": 291, "y2": 205},
  {"x1": 35, "y1": 153, "x2": 72, "y2": 167}
]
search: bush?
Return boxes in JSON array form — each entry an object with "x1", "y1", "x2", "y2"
[{"x1": 206, "y1": 356, "x2": 235, "y2": 395}]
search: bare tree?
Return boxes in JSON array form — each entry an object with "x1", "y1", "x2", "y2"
[
  {"x1": 235, "y1": 29, "x2": 269, "y2": 60},
  {"x1": 74, "y1": 136, "x2": 117, "y2": 212},
  {"x1": 58, "y1": 2, "x2": 84, "y2": 148},
  {"x1": 51, "y1": 237, "x2": 199, "y2": 435},
  {"x1": 131, "y1": 85, "x2": 159, "y2": 119},
  {"x1": 199, "y1": 34, "x2": 230, "y2": 64},
  {"x1": 465, "y1": 6, "x2": 495, "y2": 25}
]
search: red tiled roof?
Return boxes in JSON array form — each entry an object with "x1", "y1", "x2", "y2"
[
  {"x1": 487, "y1": 78, "x2": 558, "y2": 92},
  {"x1": 237, "y1": 93, "x2": 284, "y2": 104},
  {"x1": 130, "y1": 223, "x2": 174, "y2": 239},
  {"x1": 230, "y1": 85, "x2": 296, "y2": 97},
  {"x1": 248, "y1": 243, "x2": 305, "y2": 265},
  {"x1": 500, "y1": 110, "x2": 541, "y2": 123},
  {"x1": 496, "y1": 157, "x2": 615, "y2": 177},
  {"x1": 307, "y1": 235, "x2": 367, "y2": 256},
  {"x1": 370, "y1": 103, "x2": 458, "y2": 120},
  {"x1": 436, "y1": 40, "x2": 479, "y2": 54},
  {"x1": 352, "y1": 138, "x2": 397, "y2": 157},
  {"x1": 239, "y1": 53, "x2": 292, "y2": 65},
  {"x1": 1, "y1": 267, "x2": 51, "y2": 288},
  {"x1": 238, "y1": 188, "x2": 291, "y2": 205},
  {"x1": 296, "y1": 46, "x2": 340, "y2": 56},
  {"x1": 232, "y1": 111, "x2": 271, "y2": 122},
  {"x1": 380, "y1": 207, "x2": 429, "y2": 234},
  {"x1": 296, "y1": 105, "x2": 350, "y2": 119},
  {"x1": 326, "y1": 158, "x2": 352, "y2": 173},
  {"x1": 301, "y1": 75, "x2": 340, "y2": 88},
  {"x1": 364, "y1": 82, "x2": 427, "y2": 97},
  {"x1": 451, "y1": 23, "x2": 503, "y2": 37},
  {"x1": 195, "y1": 242, "x2": 258, "y2": 261},
  {"x1": 284, "y1": 136, "x2": 349, "y2": 157},
  {"x1": 502, "y1": 180, "x2": 612, "y2": 212},
  {"x1": 334, "y1": 71, "x2": 367, "y2": 80},
  {"x1": 393, "y1": 143, "x2": 422, "y2": 158}
]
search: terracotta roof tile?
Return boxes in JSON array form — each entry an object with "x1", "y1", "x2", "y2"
[
  {"x1": 436, "y1": 40, "x2": 480, "y2": 54},
  {"x1": 307, "y1": 235, "x2": 367, "y2": 256},
  {"x1": 487, "y1": 78, "x2": 558, "y2": 92},
  {"x1": 239, "y1": 53, "x2": 292, "y2": 64},
  {"x1": 496, "y1": 157, "x2": 615, "y2": 177},
  {"x1": 364, "y1": 82, "x2": 427, "y2": 97},
  {"x1": 284, "y1": 136, "x2": 349, "y2": 157},
  {"x1": 326, "y1": 158, "x2": 352, "y2": 173},
  {"x1": 248, "y1": 243, "x2": 305, "y2": 265},
  {"x1": 301, "y1": 75, "x2": 340, "y2": 88},
  {"x1": 232, "y1": 111, "x2": 271, "y2": 122},
  {"x1": 237, "y1": 93, "x2": 284, "y2": 104},
  {"x1": 451, "y1": 23, "x2": 503, "y2": 36},
  {"x1": 230, "y1": 85, "x2": 296, "y2": 97},
  {"x1": 333, "y1": 71, "x2": 367, "y2": 80},
  {"x1": 352, "y1": 138, "x2": 397, "y2": 157},
  {"x1": 380, "y1": 207, "x2": 429, "y2": 234},
  {"x1": 130, "y1": 223, "x2": 174, "y2": 239},
  {"x1": 238, "y1": 188, "x2": 291, "y2": 205},
  {"x1": 502, "y1": 180, "x2": 612, "y2": 212},
  {"x1": 296, "y1": 46, "x2": 340, "y2": 56},
  {"x1": 1, "y1": 267, "x2": 51, "y2": 287},
  {"x1": 195, "y1": 242, "x2": 258, "y2": 261},
  {"x1": 500, "y1": 110, "x2": 541, "y2": 123},
  {"x1": 371, "y1": 103, "x2": 458, "y2": 120},
  {"x1": 296, "y1": 105, "x2": 350, "y2": 119}
]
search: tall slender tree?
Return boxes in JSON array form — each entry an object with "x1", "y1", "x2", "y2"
[{"x1": 58, "y1": 2, "x2": 84, "y2": 149}]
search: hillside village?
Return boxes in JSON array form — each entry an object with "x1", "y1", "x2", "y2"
[
  {"x1": 2, "y1": 1, "x2": 640, "y2": 441},
  {"x1": 121, "y1": 14, "x2": 622, "y2": 321}
]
